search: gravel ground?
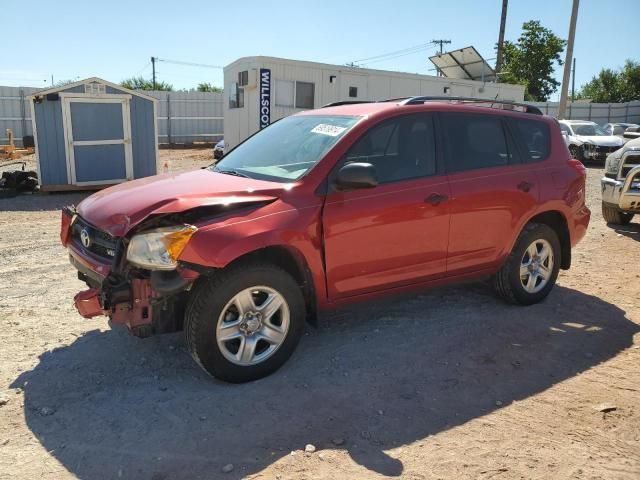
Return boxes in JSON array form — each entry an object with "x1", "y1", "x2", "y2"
[{"x1": 0, "y1": 152, "x2": 639, "y2": 480}]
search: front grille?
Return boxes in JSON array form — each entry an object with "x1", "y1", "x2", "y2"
[
  {"x1": 621, "y1": 153, "x2": 640, "y2": 179},
  {"x1": 71, "y1": 217, "x2": 118, "y2": 261},
  {"x1": 593, "y1": 145, "x2": 619, "y2": 160}
]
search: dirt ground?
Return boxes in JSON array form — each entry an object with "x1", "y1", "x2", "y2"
[{"x1": 0, "y1": 151, "x2": 639, "y2": 480}]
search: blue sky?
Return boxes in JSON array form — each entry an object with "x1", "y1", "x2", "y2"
[{"x1": 3, "y1": 0, "x2": 638, "y2": 99}]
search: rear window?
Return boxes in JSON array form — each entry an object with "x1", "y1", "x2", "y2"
[{"x1": 508, "y1": 118, "x2": 551, "y2": 162}]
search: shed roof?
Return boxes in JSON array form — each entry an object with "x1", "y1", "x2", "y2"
[{"x1": 30, "y1": 77, "x2": 157, "y2": 102}]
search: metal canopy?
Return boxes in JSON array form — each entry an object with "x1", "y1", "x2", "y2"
[{"x1": 429, "y1": 46, "x2": 496, "y2": 81}]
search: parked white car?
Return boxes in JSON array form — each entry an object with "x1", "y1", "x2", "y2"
[
  {"x1": 602, "y1": 122, "x2": 639, "y2": 137},
  {"x1": 559, "y1": 120, "x2": 624, "y2": 162}
]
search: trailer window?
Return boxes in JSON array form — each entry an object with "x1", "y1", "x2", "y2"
[
  {"x1": 295, "y1": 82, "x2": 314, "y2": 109},
  {"x1": 229, "y1": 82, "x2": 244, "y2": 109},
  {"x1": 275, "y1": 80, "x2": 294, "y2": 107}
]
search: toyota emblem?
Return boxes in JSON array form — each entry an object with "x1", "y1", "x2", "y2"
[{"x1": 80, "y1": 228, "x2": 92, "y2": 248}]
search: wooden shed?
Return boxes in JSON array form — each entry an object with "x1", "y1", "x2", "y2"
[{"x1": 30, "y1": 78, "x2": 158, "y2": 191}]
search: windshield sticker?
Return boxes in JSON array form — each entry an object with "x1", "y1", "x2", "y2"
[{"x1": 311, "y1": 124, "x2": 347, "y2": 137}]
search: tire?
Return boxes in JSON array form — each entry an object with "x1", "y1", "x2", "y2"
[
  {"x1": 494, "y1": 223, "x2": 561, "y2": 306},
  {"x1": 602, "y1": 202, "x2": 633, "y2": 225},
  {"x1": 184, "y1": 263, "x2": 305, "y2": 383}
]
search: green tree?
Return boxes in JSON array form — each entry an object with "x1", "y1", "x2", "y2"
[
  {"x1": 197, "y1": 82, "x2": 222, "y2": 93},
  {"x1": 579, "y1": 60, "x2": 640, "y2": 102},
  {"x1": 499, "y1": 20, "x2": 566, "y2": 101},
  {"x1": 121, "y1": 76, "x2": 173, "y2": 91}
]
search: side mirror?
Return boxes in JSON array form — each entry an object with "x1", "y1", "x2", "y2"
[
  {"x1": 334, "y1": 162, "x2": 378, "y2": 191},
  {"x1": 613, "y1": 126, "x2": 624, "y2": 136}
]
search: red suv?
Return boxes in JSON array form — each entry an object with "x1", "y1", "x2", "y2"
[{"x1": 61, "y1": 97, "x2": 590, "y2": 383}]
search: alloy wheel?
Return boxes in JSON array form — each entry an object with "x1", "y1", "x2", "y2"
[
  {"x1": 216, "y1": 286, "x2": 290, "y2": 366},
  {"x1": 520, "y1": 239, "x2": 554, "y2": 294}
]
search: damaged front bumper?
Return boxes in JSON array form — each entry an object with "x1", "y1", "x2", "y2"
[
  {"x1": 583, "y1": 144, "x2": 621, "y2": 162},
  {"x1": 63, "y1": 208, "x2": 200, "y2": 337}
]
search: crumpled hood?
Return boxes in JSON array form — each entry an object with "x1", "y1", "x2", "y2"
[
  {"x1": 77, "y1": 169, "x2": 285, "y2": 237},
  {"x1": 574, "y1": 135, "x2": 624, "y2": 147}
]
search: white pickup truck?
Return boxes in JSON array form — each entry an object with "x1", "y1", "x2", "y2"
[{"x1": 602, "y1": 137, "x2": 640, "y2": 224}]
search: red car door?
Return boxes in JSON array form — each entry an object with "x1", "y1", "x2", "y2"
[
  {"x1": 441, "y1": 112, "x2": 541, "y2": 275},
  {"x1": 322, "y1": 113, "x2": 451, "y2": 300}
]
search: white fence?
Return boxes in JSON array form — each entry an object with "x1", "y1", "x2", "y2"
[
  {"x1": 530, "y1": 100, "x2": 640, "y2": 124},
  {"x1": 0, "y1": 86, "x2": 224, "y2": 147},
  {"x1": 0, "y1": 86, "x2": 39, "y2": 148},
  {"x1": 1, "y1": 84, "x2": 638, "y2": 148},
  {"x1": 146, "y1": 90, "x2": 224, "y2": 145}
]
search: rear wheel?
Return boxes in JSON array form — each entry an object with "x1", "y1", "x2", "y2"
[
  {"x1": 494, "y1": 223, "x2": 561, "y2": 305},
  {"x1": 602, "y1": 202, "x2": 633, "y2": 225},
  {"x1": 184, "y1": 263, "x2": 305, "y2": 383}
]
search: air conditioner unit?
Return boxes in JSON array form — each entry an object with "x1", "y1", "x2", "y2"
[
  {"x1": 238, "y1": 70, "x2": 257, "y2": 89},
  {"x1": 238, "y1": 71, "x2": 249, "y2": 86}
]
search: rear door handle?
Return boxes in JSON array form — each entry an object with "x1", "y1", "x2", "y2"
[
  {"x1": 517, "y1": 181, "x2": 534, "y2": 193},
  {"x1": 425, "y1": 193, "x2": 448, "y2": 206}
]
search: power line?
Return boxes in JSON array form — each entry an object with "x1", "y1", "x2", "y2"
[
  {"x1": 135, "y1": 61, "x2": 151, "y2": 76},
  {"x1": 354, "y1": 42, "x2": 437, "y2": 64},
  {"x1": 360, "y1": 45, "x2": 437, "y2": 67},
  {"x1": 156, "y1": 58, "x2": 224, "y2": 69}
]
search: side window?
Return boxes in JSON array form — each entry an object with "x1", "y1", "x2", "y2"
[
  {"x1": 442, "y1": 114, "x2": 510, "y2": 173},
  {"x1": 343, "y1": 115, "x2": 436, "y2": 183},
  {"x1": 508, "y1": 118, "x2": 551, "y2": 162},
  {"x1": 559, "y1": 123, "x2": 571, "y2": 135}
]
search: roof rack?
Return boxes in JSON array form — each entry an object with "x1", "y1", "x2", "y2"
[
  {"x1": 321, "y1": 100, "x2": 372, "y2": 108},
  {"x1": 399, "y1": 96, "x2": 543, "y2": 115},
  {"x1": 321, "y1": 96, "x2": 543, "y2": 115}
]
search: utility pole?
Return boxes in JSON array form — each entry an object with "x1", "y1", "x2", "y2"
[
  {"x1": 151, "y1": 56, "x2": 157, "y2": 90},
  {"x1": 571, "y1": 57, "x2": 576, "y2": 101},
  {"x1": 558, "y1": 0, "x2": 579, "y2": 119},
  {"x1": 51, "y1": 74, "x2": 54, "y2": 86},
  {"x1": 495, "y1": 0, "x2": 508, "y2": 76},
  {"x1": 432, "y1": 39, "x2": 452, "y2": 76}
]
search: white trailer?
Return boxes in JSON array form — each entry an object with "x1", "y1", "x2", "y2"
[{"x1": 223, "y1": 56, "x2": 526, "y2": 149}]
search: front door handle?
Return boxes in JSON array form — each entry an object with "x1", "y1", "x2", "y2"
[
  {"x1": 425, "y1": 193, "x2": 448, "y2": 206},
  {"x1": 517, "y1": 181, "x2": 534, "y2": 193}
]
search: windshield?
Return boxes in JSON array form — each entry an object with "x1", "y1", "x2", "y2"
[
  {"x1": 211, "y1": 115, "x2": 360, "y2": 182},
  {"x1": 572, "y1": 123, "x2": 608, "y2": 136}
]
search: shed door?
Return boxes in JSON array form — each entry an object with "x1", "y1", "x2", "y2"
[{"x1": 63, "y1": 97, "x2": 133, "y2": 185}]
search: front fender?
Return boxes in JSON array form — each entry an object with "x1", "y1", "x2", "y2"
[{"x1": 178, "y1": 204, "x2": 328, "y2": 305}]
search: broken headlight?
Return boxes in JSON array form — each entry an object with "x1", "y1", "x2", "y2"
[{"x1": 126, "y1": 225, "x2": 197, "y2": 270}]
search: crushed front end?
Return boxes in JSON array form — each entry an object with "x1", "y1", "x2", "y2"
[{"x1": 61, "y1": 206, "x2": 199, "y2": 337}]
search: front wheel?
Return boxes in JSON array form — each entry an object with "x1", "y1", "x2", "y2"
[
  {"x1": 494, "y1": 223, "x2": 561, "y2": 305},
  {"x1": 184, "y1": 264, "x2": 305, "y2": 383}
]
